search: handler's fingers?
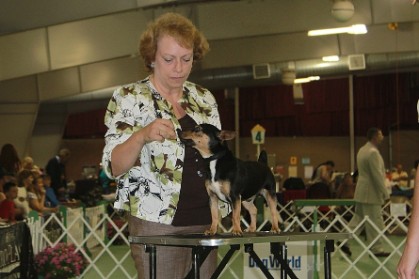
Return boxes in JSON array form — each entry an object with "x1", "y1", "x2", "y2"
[
  {"x1": 157, "y1": 129, "x2": 165, "y2": 142},
  {"x1": 158, "y1": 128, "x2": 176, "y2": 140},
  {"x1": 156, "y1": 120, "x2": 176, "y2": 140}
]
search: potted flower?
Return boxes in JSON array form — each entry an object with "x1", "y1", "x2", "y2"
[{"x1": 34, "y1": 243, "x2": 87, "y2": 278}]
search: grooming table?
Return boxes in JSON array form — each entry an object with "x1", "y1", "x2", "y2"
[{"x1": 129, "y1": 231, "x2": 351, "y2": 279}]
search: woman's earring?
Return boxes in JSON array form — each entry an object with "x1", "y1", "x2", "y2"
[{"x1": 150, "y1": 62, "x2": 155, "y2": 68}]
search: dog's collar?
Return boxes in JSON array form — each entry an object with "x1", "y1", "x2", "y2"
[{"x1": 205, "y1": 150, "x2": 226, "y2": 162}]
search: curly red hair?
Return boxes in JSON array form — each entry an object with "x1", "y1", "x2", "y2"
[{"x1": 139, "y1": 12, "x2": 209, "y2": 72}]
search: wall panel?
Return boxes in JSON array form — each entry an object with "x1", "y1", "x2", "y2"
[
  {"x1": 204, "y1": 33, "x2": 339, "y2": 69},
  {"x1": 48, "y1": 11, "x2": 149, "y2": 69},
  {"x1": 80, "y1": 56, "x2": 145, "y2": 92},
  {"x1": 0, "y1": 76, "x2": 39, "y2": 103},
  {"x1": 0, "y1": 29, "x2": 49, "y2": 80},
  {"x1": 38, "y1": 67, "x2": 81, "y2": 101},
  {"x1": 0, "y1": 113, "x2": 37, "y2": 158}
]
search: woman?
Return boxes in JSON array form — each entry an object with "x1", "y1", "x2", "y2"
[
  {"x1": 14, "y1": 169, "x2": 33, "y2": 220},
  {"x1": 311, "y1": 160, "x2": 335, "y2": 185},
  {"x1": 27, "y1": 174, "x2": 59, "y2": 215},
  {"x1": 21, "y1": 156, "x2": 42, "y2": 175},
  {"x1": 102, "y1": 13, "x2": 221, "y2": 279}
]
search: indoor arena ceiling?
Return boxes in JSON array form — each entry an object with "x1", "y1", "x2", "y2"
[{"x1": 1, "y1": 0, "x2": 419, "y2": 104}]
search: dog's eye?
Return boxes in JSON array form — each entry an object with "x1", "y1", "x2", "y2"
[{"x1": 193, "y1": 126, "x2": 202, "y2": 132}]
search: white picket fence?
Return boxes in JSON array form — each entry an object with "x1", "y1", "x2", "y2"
[{"x1": 26, "y1": 198, "x2": 412, "y2": 279}]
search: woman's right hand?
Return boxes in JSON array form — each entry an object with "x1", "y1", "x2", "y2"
[
  {"x1": 111, "y1": 118, "x2": 177, "y2": 177},
  {"x1": 138, "y1": 118, "x2": 177, "y2": 144}
]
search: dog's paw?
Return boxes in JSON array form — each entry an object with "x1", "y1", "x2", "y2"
[
  {"x1": 232, "y1": 230, "x2": 244, "y2": 236},
  {"x1": 244, "y1": 227, "x2": 256, "y2": 233},
  {"x1": 270, "y1": 227, "x2": 281, "y2": 234},
  {"x1": 204, "y1": 229, "x2": 217, "y2": 236}
]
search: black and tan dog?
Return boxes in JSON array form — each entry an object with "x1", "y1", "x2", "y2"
[{"x1": 179, "y1": 124, "x2": 281, "y2": 236}]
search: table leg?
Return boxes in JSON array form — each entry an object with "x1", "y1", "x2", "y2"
[
  {"x1": 185, "y1": 247, "x2": 213, "y2": 279},
  {"x1": 191, "y1": 247, "x2": 201, "y2": 279},
  {"x1": 245, "y1": 243, "x2": 274, "y2": 279},
  {"x1": 271, "y1": 242, "x2": 298, "y2": 279},
  {"x1": 145, "y1": 245, "x2": 156, "y2": 279},
  {"x1": 270, "y1": 242, "x2": 285, "y2": 279},
  {"x1": 324, "y1": 240, "x2": 334, "y2": 279},
  {"x1": 211, "y1": 245, "x2": 240, "y2": 279},
  {"x1": 280, "y1": 243, "x2": 287, "y2": 279}
]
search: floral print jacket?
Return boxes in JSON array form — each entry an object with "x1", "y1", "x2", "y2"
[{"x1": 102, "y1": 77, "x2": 221, "y2": 224}]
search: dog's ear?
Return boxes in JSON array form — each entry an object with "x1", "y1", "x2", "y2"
[{"x1": 218, "y1": 130, "x2": 236, "y2": 141}]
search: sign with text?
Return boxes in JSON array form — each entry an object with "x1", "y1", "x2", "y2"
[
  {"x1": 251, "y1": 124, "x2": 266, "y2": 144},
  {"x1": 0, "y1": 222, "x2": 35, "y2": 278},
  {"x1": 243, "y1": 241, "x2": 314, "y2": 279}
]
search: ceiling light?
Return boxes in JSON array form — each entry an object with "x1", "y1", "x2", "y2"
[
  {"x1": 331, "y1": 0, "x2": 355, "y2": 22},
  {"x1": 307, "y1": 24, "x2": 367, "y2": 36},
  {"x1": 322, "y1": 55, "x2": 340, "y2": 62},
  {"x1": 294, "y1": 76, "x2": 320, "y2": 84},
  {"x1": 281, "y1": 70, "x2": 296, "y2": 85}
]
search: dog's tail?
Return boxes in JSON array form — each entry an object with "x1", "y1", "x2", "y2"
[{"x1": 257, "y1": 150, "x2": 268, "y2": 165}]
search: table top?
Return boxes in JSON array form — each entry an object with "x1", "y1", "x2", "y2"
[{"x1": 129, "y1": 231, "x2": 352, "y2": 247}]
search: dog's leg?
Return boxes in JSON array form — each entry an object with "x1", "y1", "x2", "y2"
[
  {"x1": 265, "y1": 193, "x2": 281, "y2": 233},
  {"x1": 231, "y1": 198, "x2": 243, "y2": 236},
  {"x1": 242, "y1": 200, "x2": 257, "y2": 232},
  {"x1": 205, "y1": 192, "x2": 219, "y2": 236}
]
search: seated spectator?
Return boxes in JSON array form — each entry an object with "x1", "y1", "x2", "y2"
[
  {"x1": 43, "y1": 174, "x2": 60, "y2": 208},
  {"x1": 391, "y1": 163, "x2": 414, "y2": 199},
  {"x1": 392, "y1": 163, "x2": 409, "y2": 189},
  {"x1": 391, "y1": 165, "x2": 414, "y2": 199},
  {"x1": 311, "y1": 160, "x2": 335, "y2": 185},
  {"x1": 336, "y1": 172, "x2": 356, "y2": 199},
  {"x1": 14, "y1": 169, "x2": 33, "y2": 220},
  {"x1": 27, "y1": 173, "x2": 59, "y2": 215},
  {"x1": 0, "y1": 181, "x2": 18, "y2": 223},
  {"x1": 0, "y1": 171, "x2": 17, "y2": 203},
  {"x1": 307, "y1": 161, "x2": 335, "y2": 202},
  {"x1": 21, "y1": 156, "x2": 42, "y2": 175},
  {"x1": 309, "y1": 161, "x2": 335, "y2": 195}
]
